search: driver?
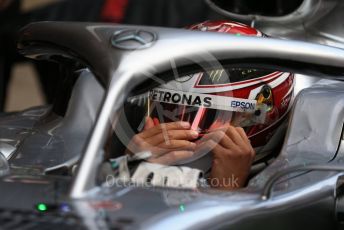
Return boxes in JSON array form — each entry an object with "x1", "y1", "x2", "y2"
[{"x1": 118, "y1": 20, "x2": 294, "y2": 190}]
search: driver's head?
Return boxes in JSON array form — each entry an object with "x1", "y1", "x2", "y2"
[{"x1": 147, "y1": 20, "x2": 294, "y2": 162}]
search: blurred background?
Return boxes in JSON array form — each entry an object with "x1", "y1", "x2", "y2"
[{"x1": 0, "y1": 0, "x2": 302, "y2": 112}]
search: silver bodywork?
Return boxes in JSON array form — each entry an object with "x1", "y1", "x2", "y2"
[
  {"x1": 0, "y1": 20, "x2": 344, "y2": 229},
  {"x1": 64, "y1": 24, "x2": 344, "y2": 198},
  {"x1": 207, "y1": 0, "x2": 344, "y2": 49}
]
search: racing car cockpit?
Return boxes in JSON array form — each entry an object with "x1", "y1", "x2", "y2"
[
  {"x1": 99, "y1": 21, "x2": 294, "y2": 191},
  {"x1": 1, "y1": 19, "x2": 344, "y2": 229}
]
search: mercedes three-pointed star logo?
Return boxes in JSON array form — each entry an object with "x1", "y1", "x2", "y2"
[{"x1": 111, "y1": 29, "x2": 157, "y2": 50}]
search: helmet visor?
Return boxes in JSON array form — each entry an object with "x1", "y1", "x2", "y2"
[{"x1": 147, "y1": 88, "x2": 268, "y2": 135}]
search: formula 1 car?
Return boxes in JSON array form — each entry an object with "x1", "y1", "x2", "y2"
[{"x1": 1, "y1": 5, "x2": 344, "y2": 229}]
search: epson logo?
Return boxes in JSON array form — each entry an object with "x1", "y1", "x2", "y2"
[{"x1": 231, "y1": 101, "x2": 255, "y2": 110}]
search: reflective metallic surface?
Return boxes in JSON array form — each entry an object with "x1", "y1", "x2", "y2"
[
  {"x1": 0, "y1": 142, "x2": 16, "y2": 159},
  {"x1": 0, "y1": 22, "x2": 343, "y2": 229},
  {"x1": 206, "y1": 0, "x2": 344, "y2": 49},
  {"x1": 35, "y1": 23, "x2": 344, "y2": 198},
  {"x1": 17, "y1": 22, "x2": 344, "y2": 198},
  {"x1": 111, "y1": 29, "x2": 157, "y2": 50},
  {"x1": 0, "y1": 71, "x2": 104, "y2": 173},
  {"x1": 0, "y1": 152, "x2": 9, "y2": 177}
]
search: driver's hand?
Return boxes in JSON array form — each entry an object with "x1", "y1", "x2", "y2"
[
  {"x1": 126, "y1": 117, "x2": 199, "y2": 165},
  {"x1": 196, "y1": 124, "x2": 255, "y2": 190}
]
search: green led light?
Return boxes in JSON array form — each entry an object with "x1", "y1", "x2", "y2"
[
  {"x1": 111, "y1": 161, "x2": 119, "y2": 169},
  {"x1": 236, "y1": 33, "x2": 241, "y2": 36},
  {"x1": 37, "y1": 203, "x2": 48, "y2": 212},
  {"x1": 179, "y1": 204, "x2": 185, "y2": 212}
]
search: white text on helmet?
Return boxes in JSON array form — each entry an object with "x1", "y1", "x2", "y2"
[{"x1": 150, "y1": 89, "x2": 212, "y2": 108}]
